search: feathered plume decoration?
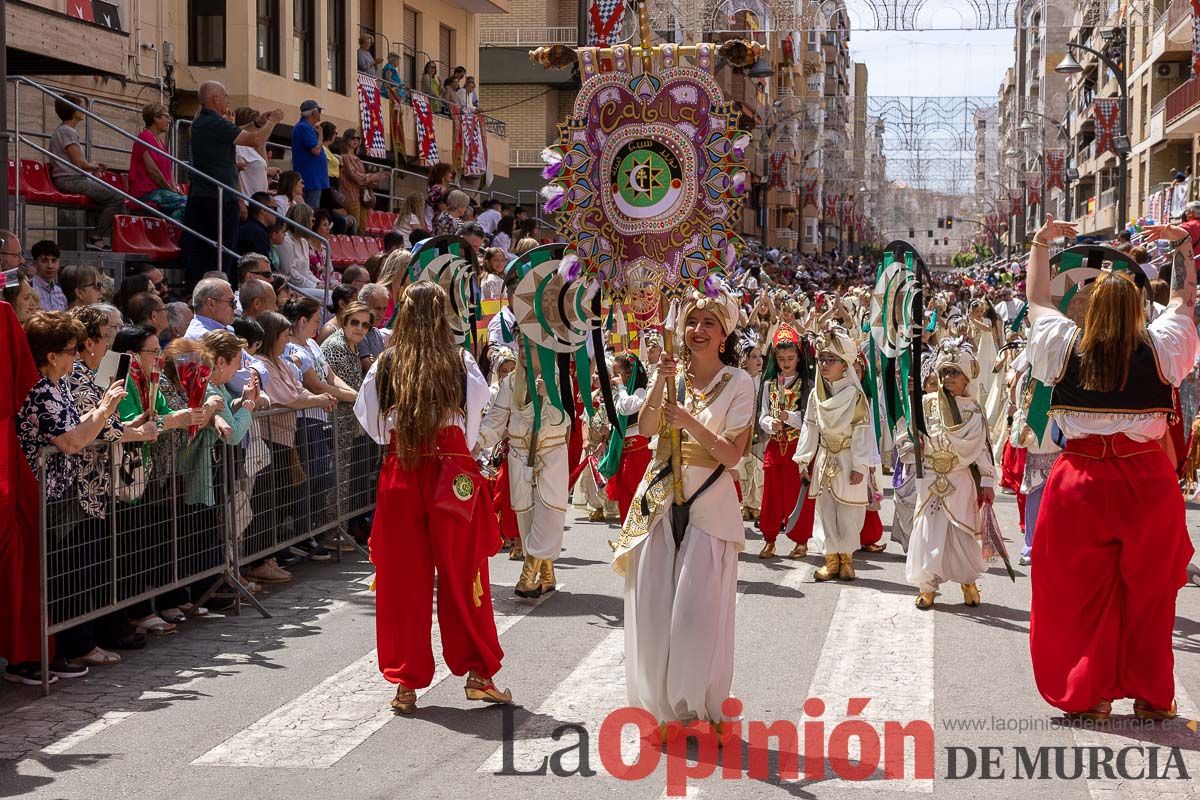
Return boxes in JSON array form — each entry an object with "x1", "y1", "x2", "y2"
[
  {"x1": 541, "y1": 183, "x2": 566, "y2": 214},
  {"x1": 557, "y1": 253, "x2": 581, "y2": 282},
  {"x1": 541, "y1": 147, "x2": 564, "y2": 180}
]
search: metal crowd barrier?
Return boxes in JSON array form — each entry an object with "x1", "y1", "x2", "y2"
[{"x1": 36, "y1": 407, "x2": 381, "y2": 696}]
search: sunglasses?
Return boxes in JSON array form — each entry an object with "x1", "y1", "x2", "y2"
[
  {"x1": 817, "y1": 356, "x2": 843, "y2": 365},
  {"x1": 345, "y1": 318, "x2": 370, "y2": 329}
]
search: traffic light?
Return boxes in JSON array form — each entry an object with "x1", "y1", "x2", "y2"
[
  {"x1": 937, "y1": 217, "x2": 945, "y2": 228},
  {"x1": 944, "y1": 236, "x2": 949, "y2": 245},
  {"x1": 946, "y1": 217, "x2": 954, "y2": 230}
]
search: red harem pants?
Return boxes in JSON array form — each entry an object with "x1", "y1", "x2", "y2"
[
  {"x1": 492, "y1": 460, "x2": 520, "y2": 543},
  {"x1": 1030, "y1": 434, "x2": 1194, "y2": 713},
  {"x1": 371, "y1": 427, "x2": 504, "y2": 689},
  {"x1": 1001, "y1": 441, "x2": 1027, "y2": 533},
  {"x1": 605, "y1": 435, "x2": 652, "y2": 521},
  {"x1": 760, "y1": 438, "x2": 803, "y2": 543},
  {"x1": 859, "y1": 509, "x2": 883, "y2": 547}
]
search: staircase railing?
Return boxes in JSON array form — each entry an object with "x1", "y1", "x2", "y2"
[{"x1": 11, "y1": 76, "x2": 332, "y2": 300}]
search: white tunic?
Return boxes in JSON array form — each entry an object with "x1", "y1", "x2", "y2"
[
  {"x1": 476, "y1": 366, "x2": 571, "y2": 560},
  {"x1": 353, "y1": 350, "x2": 490, "y2": 449},
  {"x1": 1027, "y1": 308, "x2": 1198, "y2": 441},
  {"x1": 613, "y1": 366, "x2": 756, "y2": 725},
  {"x1": 905, "y1": 392, "x2": 996, "y2": 591}
]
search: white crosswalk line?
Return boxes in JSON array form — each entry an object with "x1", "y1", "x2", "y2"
[
  {"x1": 1080, "y1": 677, "x2": 1200, "y2": 800},
  {"x1": 791, "y1": 587, "x2": 936, "y2": 793},
  {"x1": 39, "y1": 712, "x2": 135, "y2": 755},
  {"x1": 191, "y1": 587, "x2": 556, "y2": 769},
  {"x1": 478, "y1": 563, "x2": 815, "y2": 779}
]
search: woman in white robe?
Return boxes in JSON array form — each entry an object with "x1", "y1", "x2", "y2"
[{"x1": 613, "y1": 286, "x2": 755, "y2": 734}]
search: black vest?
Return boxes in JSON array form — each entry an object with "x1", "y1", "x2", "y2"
[{"x1": 1049, "y1": 332, "x2": 1173, "y2": 415}]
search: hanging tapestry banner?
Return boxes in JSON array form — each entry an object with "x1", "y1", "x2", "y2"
[
  {"x1": 1093, "y1": 99, "x2": 1120, "y2": 155},
  {"x1": 356, "y1": 74, "x2": 388, "y2": 159},
  {"x1": 588, "y1": 0, "x2": 625, "y2": 47},
  {"x1": 1026, "y1": 172, "x2": 1043, "y2": 207},
  {"x1": 1044, "y1": 148, "x2": 1065, "y2": 191},
  {"x1": 453, "y1": 107, "x2": 490, "y2": 178},
  {"x1": 410, "y1": 93, "x2": 440, "y2": 167}
]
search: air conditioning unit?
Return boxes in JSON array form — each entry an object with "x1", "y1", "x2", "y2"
[{"x1": 1157, "y1": 63, "x2": 1187, "y2": 80}]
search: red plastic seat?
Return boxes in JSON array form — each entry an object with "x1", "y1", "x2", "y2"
[
  {"x1": 373, "y1": 237, "x2": 384, "y2": 252},
  {"x1": 141, "y1": 217, "x2": 180, "y2": 260},
  {"x1": 95, "y1": 170, "x2": 127, "y2": 194},
  {"x1": 112, "y1": 215, "x2": 158, "y2": 257},
  {"x1": 350, "y1": 236, "x2": 374, "y2": 264},
  {"x1": 330, "y1": 235, "x2": 354, "y2": 268},
  {"x1": 365, "y1": 210, "x2": 385, "y2": 236},
  {"x1": 381, "y1": 212, "x2": 398, "y2": 231},
  {"x1": 19, "y1": 160, "x2": 88, "y2": 206}
]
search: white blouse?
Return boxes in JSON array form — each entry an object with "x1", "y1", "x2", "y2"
[
  {"x1": 353, "y1": 350, "x2": 490, "y2": 450},
  {"x1": 614, "y1": 384, "x2": 646, "y2": 438},
  {"x1": 278, "y1": 233, "x2": 319, "y2": 289},
  {"x1": 757, "y1": 373, "x2": 804, "y2": 434},
  {"x1": 1027, "y1": 308, "x2": 1199, "y2": 441},
  {"x1": 236, "y1": 145, "x2": 269, "y2": 197}
]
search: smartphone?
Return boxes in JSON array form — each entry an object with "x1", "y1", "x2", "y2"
[{"x1": 96, "y1": 350, "x2": 132, "y2": 387}]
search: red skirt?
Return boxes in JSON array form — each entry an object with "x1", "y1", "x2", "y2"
[
  {"x1": 759, "y1": 438, "x2": 801, "y2": 541},
  {"x1": 1030, "y1": 434, "x2": 1193, "y2": 713},
  {"x1": 605, "y1": 435, "x2": 652, "y2": 521}
]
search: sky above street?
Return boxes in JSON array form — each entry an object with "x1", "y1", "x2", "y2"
[{"x1": 849, "y1": 29, "x2": 1016, "y2": 99}]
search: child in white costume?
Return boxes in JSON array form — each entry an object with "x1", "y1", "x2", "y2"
[
  {"x1": 792, "y1": 328, "x2": 874, "y2": 581},
  {"x1": 904, "y1": 341, "x2": 997, "y2": 609}
]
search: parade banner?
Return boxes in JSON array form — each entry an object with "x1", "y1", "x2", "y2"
[
  {"x1": 801, "y1": 177, "x2": 820, "y2": 210},
  {"x1": 356, "y1": 74, "x2": 388, "y2": 159},
  {"x1": 1094, "y1": 99, "x2": 1120, "y2": 155},
  {"x1": 453, "y1": 106, "x2": 490, "y2": 178},
  {"x1": 769, "y1": 149, "x2": 787, "y2": 189},
  {"x1": 1044, "y1": 148, "x2": 1065, "y2": 191},
  {"x1": 541, "y1": 41, "x2": 748, "y2": 303},
  {"x1": 1026, "y1": 172, "x2": 1042, "y2": 208},
  {"x1": 1009, "y1": 189, "x2": 1023, "y2": 217},
  {"x1": 410, "y1": 93, "x2": 440, "y2": 167},
  {"x1": 588, "y1": 0, "x2": 626, "y2": 46}
]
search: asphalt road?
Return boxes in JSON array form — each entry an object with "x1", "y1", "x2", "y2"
[{"x1": 2, "y1": 491, "x2": 1200, "y2": 799}]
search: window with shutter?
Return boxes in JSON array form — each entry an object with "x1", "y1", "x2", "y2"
[
  {"x1": 403, "y1": 8, "x2": 418, "y2": 86},
  {"x1": 439, "y1": 24, "x2": 452, "y2": 74}
]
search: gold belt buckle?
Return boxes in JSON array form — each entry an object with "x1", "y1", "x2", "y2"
[{"x1": 928, "y1": 448, "x2": 959, "y2": 474}]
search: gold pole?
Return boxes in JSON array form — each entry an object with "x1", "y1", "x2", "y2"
[
  {"x1": 662, "y1": 296, "x2": 685, "y2": 506},
  {"x1": 637, "y1": 0, "x2": 653, "y2": 74}
]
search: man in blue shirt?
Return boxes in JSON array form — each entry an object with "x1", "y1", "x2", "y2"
[{"x1": 292, "y1": 101, "x2": 328, "y2": 209}]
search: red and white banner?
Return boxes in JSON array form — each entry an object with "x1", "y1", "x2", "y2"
[
  {"x1": 1191, "y1": 0, "x2": 1200, "y2": 77},
  {"x1": 1009, "y1": 189, "x2": 1023, "y2": 217},
  {"x1": 410, "y1": 94, "x2": 440, "y2": 167},
  {"x1": 800, "y1": 177, "x2": 820, "y2": 210},
  {"x1": 453, "y1": 107, "x2": 489, "y2": 178},
  {"x1": 1094, "y1": 99, "x2": 1120, "y2": 155},
  {"x1": 824, "y1": 191, "x2": 839, "y2": 219},
  {"x1": 1044, "y1": 148, "x2": 1066, "y2": 191},
  {"x1": 1026, "y1": 172, "x2": 1043, "y2": 207},
  {"x1": 356, "y1": 74, "x2": 388, "y2": 159},
  {"x1": 589, "y1": 0, "x2": 625, "y2": 47},
  {"x1": 769, "y1": 149, "x2": 787, "y2": 189}
]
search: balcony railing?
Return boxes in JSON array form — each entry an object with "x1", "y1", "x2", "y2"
[
  {"x1": 479, "y1": 27, "x2": 578, "y2": 47},
  {"x1": 510, "y1": 147, "x2": 548, "y2": 168},
  {"x1": 1167, "y1": 0, "x2": 1191, "y2": 32},
  {"x1": 1165, "y1": 75, "x2": 1200, "y2": 125}
]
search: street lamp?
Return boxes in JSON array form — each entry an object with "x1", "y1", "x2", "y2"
[{"x1": 1054, "y1": 27, "x2": 1129, "y2": 231}]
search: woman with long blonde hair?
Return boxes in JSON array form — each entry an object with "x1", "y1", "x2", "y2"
[
  {"x1": 1026, "y1": 214, "x2": 1198, "y2": 723},
  {"x1": 353, "y1": 280, "x2": 509, "y2": 714}
]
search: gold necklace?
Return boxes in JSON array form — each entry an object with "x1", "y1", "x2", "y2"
[{"x1": 684, "y1": 368, "x2": 730, "y2": 414}]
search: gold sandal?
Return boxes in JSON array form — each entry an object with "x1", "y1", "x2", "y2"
[
  {"x1": 1065, "y1": 701, "x2": 1112, "y2": 722},
  {"x1": 1133, "y1": 698, "x2": 1178, "y2": 721},
  {"x1": 390, "y1": 685, "x2": 417, "y2": 714},
  {"x1": 465, "y1": 674, "x2": 512, "y2": 705}
]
